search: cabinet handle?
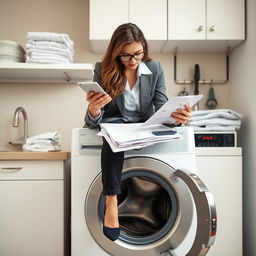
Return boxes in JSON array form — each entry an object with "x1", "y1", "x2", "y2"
[
  {"x1": 0, "y1": 167, "x2": 23, "y2": 172},
  {"x1": 209, "y1": 25, "x2": 216, "y2": 32},
  {"x1": 198, "y1": 25, "x2": 204, "y2": 31}
]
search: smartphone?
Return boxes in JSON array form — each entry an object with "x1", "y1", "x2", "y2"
[
  {"x1": 78, "y1": 81, "x2": 107, "y2": 94},
  {"x1": 152, "y1": 130, "x2": 177, "y2": 136}
]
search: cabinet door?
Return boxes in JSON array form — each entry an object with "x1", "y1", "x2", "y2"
[
  {"x1": 89, "y1": 0, "x2": 128, "y2": 40},
  {"x1": 168, "y1": 0, "x2": 206, "y2": 40},
  {"x1": 0, "y1": 180, "x2": 64, "y2": 256},
  {"x1": 129, "y1": 0, "x2": 167, "y2": 40},
  {"x1": 207, "y1": 0, "x2": 245, "y2": 40},
  {"x1": 196, "y1": 156, "x2": 242, "y2": 256}
]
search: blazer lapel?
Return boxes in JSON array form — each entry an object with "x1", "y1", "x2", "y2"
[
  {"x1": 139, "y1": 74, "x2": 153, "y2": 113},
  {"x1": 115, "y1": 93, "x2": 125, "y2": 115}
]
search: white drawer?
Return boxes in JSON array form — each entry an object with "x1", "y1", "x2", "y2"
[{"x1": 0, "y1": 160, "x2": 64, "y2": 180}]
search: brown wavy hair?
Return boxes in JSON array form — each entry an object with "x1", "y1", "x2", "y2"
[{"x1": 100, "y1": 23, "x2": 151, "y2": 99}]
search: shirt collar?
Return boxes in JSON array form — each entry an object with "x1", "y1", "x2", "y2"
[{"x1": 137, "y1": 61, "x2": 152, "y2": 76}]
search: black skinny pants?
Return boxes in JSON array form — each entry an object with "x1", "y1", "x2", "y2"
[
  {"x1": 101, "y1": 137, "x2": 124, "y2": 195},
  {"x1": 101, "y1": 119, "x2": 128, "y2": 195}
]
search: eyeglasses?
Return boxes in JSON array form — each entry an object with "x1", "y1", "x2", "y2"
[{"x1": 119, "y1": 52, "x2": 144, "y2": 62}]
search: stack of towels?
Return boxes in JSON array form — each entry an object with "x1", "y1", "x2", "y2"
[
  {"x1": 25, "y1": 32, "x2": 74, "y2": 64},
  {"x1": 0, "y1": 39, "x2": 25, "y2": 63},
  {"x1": 187, "y1": 109, "x2": 242, "y2": 131},
  {"x1": 23, "y1": 132, "x2": 61, "y2": 152}
]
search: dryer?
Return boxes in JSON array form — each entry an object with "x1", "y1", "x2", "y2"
[{"x1": 71, "y1": 127, "x2": 216, "y2": 256}]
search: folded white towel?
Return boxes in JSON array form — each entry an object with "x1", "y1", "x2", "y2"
[
  {"x1": 26, "y1": 58, "x2": 70, "y2": 64},
  {"x1": 26, "y1": 32, "x2": 74, "y2": 48},
  {"x1": 26, "y1": 44, "x2": 74, "y2": 55},
  {"x1": 25, "y1": 32, "x2": 74, "y2": 64},
  {"x1": 23, "y1": 132, "x2": 61, "y2": 152},
  {"x1": 191, "y1": 109, "x2": 242, "y2": 119},
  {"x1": 27, "y1": 49, "x2": 73, "y2": 59},
  {"x1": 188, "y1": 118, "x2": 241, "y2": 127},
  {"x1": 26, "y1": 40, "x2": 69, "y2": 49},
  {"x1": 192, "y1": 126, "x2": 239, "y2": 131},
  {"x1": 26, "y1": 55, "x2": 71, "y2": 64},
  {"x1": 187, "y1": 109, "x2": 242, "y2": 131},
  {"x1": 25, "y1": 140, "x2": 59, "y2": 146},
  {"x1": 191, "y1": 110, "x2": 241, "y2": 122},
  {"x1": 23, "y1": 143, "x2": 61, "y2": 152},
  {"x1": 27, "y1": 51, "x2": 73, "y2": 62},
  {"x1": 26, "y1": 131, "x2": 60, "y2": 143}
]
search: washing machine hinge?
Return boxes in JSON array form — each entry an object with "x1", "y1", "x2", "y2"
[{"x1": 160, "y1": 249, "x2": 177, "y2": 256}]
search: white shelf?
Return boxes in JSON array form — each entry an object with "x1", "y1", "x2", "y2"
[{"x1": 0, "y1": 63, "x2": 93, "y2": 83}]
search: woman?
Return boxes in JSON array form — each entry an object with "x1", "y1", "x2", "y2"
[{"x1": 84, "y1": 23, "x2": 192, "y2": 241}]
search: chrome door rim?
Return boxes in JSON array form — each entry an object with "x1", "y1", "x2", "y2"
[{"x1": 85, "y1": 157, "x2": 195, "y2": 256}]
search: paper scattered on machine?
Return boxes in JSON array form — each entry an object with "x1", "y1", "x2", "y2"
[
  {"x1": 99, "y1": 123, "x2": 181, "y2": 152},
  {"x1": 98, "y1": 95, "x2": 203, "y2": 152}
]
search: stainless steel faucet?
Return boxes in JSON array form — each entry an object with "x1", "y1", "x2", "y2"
[{"x1": 9, "y1": 107, "x2": 28, "y2": 146}]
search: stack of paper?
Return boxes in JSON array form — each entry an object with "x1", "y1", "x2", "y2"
[
  {"x1": 99, "y1": 123, "x2": 182, "y2": 152},
  {"x1": 99, "y1": 95, "x2": 203, "y2": 152}
]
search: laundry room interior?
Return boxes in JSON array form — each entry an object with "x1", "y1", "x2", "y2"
[{"x1": 0, "y1": 0, "x2": 255, "y2": 256}]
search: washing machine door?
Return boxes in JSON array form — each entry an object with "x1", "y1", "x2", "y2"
[{"x1": 85, "y1": 157, "x2": 217, "y2": 256}]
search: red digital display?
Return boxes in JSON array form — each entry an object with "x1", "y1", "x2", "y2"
[{"x1": 202, "y1": 136, "x2": 214, "y2": 140}]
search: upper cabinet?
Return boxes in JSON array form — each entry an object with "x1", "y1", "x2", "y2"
[
  {"x1": 89, "y1": 0, "x2": 167, "y2": 53},
  {"x1": 168, "y1": 0, "x2": 244, "y2": 40},
  {"x1": 90, "y1": 0, "x2": 129, "y2": 41},
  {"x1": 163, "y1": 0, "x2": 245, "y2": 52},
  {"x1": 129, "y1": 0, "x2": 167, "y2": 50},
  {"x1": 206, "y1": 0, "x2": 245, "y2": 40},
  {"x1": 90, "y1": 0, "x2": 245, "y2": 53},
  {"x1": 168, "y1": 0, "x2": 207, "y2": 40}
]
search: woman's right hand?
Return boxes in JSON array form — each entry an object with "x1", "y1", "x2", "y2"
[{"x1": 86, "y1": 91, "x2": 112, "y2": 118}]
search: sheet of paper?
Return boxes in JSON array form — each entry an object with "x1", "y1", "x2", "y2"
[{"x1": 143, "y1": 95, "x2": 203, "y2": 126}]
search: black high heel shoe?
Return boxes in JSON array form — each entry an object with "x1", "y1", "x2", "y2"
[
  {"x1": 103, "y1": 225, "x2": 120, "y2": 241},
  {"x1": 103, "y1": 208, "x2": 120, "y2": 241}
]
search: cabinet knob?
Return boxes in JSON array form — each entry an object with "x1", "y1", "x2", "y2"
[
  {"x1": 209, "y1": 25, "x2": 216, "y2": 32},
  {"x1": 198, "y1": 25, "x2": 204, "y2": 31}
]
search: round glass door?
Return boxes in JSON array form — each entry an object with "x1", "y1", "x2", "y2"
[{"x1": 100, "y1": 170, "x2": 179, "y2": 245}]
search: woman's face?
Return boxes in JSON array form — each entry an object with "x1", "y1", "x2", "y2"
[{"x1": 119, "y1": 42, "x2": 144, "y2": 71}]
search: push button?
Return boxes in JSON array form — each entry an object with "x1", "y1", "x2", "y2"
[{"x1": 211, "y1": 216, "x2": 217, "y2": 236}]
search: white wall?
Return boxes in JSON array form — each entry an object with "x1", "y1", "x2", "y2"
[
  {"x1": 230, "y1": 0, "x2": 256, "y2": 255},
  {"x1": 0, "y1": 0, "x2": 230, "y2": 150}
]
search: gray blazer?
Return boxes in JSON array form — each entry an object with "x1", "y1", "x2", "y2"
[{"x1": 84, "y1": 60, "x2": 168, "y2": 128}]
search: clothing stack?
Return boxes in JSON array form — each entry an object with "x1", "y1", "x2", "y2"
[
  {"x1": 187, "y1": 109, "x2": 242, "y2": 131},
  {"x1": 25, "y1": 32, "x2": 74, "y2": 64},
  {"x1": 0, "y1": 39, "x2": 25, "y2": 63},
  {"x1": 22, "y1": 132, "x2": 61, "y2": 152}
]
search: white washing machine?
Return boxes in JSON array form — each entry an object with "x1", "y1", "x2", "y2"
[{"x1": 71, "y1": 127, "x2": 216, "y2": 256}]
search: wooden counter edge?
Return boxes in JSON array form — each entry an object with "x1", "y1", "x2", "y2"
[{"x1": 0, "y1": 151, "x2": 71, "y2": 160}]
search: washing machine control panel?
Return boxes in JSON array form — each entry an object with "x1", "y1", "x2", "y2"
[{"x1": 194, "y1": 131, "x2": 236, "y2": 147}]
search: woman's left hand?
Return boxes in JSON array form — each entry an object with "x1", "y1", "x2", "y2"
[{"x1": 171, "y1": 104, "x2": 192, "y2": 125}]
